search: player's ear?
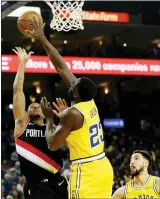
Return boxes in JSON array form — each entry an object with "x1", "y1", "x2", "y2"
[
  {"x1": 144, "y1": 159, "x2": 149, "y2": 168},
  {"x1": 73, "y1": 92, "x2": 78, "y2": 98}
]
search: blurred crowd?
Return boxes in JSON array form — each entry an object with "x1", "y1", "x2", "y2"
[
  {"x1": 2, "y1": 126, "x2": 160, "y2": 199},
  {"x1": 103, "y1": 130, "x2": 160, "y2": 192}
]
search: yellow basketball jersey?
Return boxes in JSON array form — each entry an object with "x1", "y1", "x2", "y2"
[
  {"x1": 66, "y1": 99, "x2": 104, "y2": 161},
  {"x1": 125, "y1": 175, "x2": 160, "y2": 199}
]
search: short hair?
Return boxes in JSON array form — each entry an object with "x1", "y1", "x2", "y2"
[
  {"x1": 133, "y1": 150, "x2": 153, "y2": 166},
  {"x1": 78, "y1": 77, "x2": 97, "y2": 101}
]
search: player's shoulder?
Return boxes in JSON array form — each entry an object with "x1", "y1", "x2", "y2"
[
  {"x1": 112, "y1": 185, "x2": 126, "y2": 199},
  {"x1": 15, "y1": 115, "x2": 29, "y2": 128},
  {"x1": 155, "y1": 176, "x2": 160, "y2": 181},
  {"x1": 155, "y1": 176, "x2": 160, "y2": 184},
  {"x1": 14, "y1": 115, "x2": 29, "y2": 138},
  {"x1": 61, "y1": 106, "x2": 82, "y2": 117},
  {"x1": 60, "y1": 107, "x2": 81, "y2": 124},
  {"x1": 151, "y1": 175, "x2": 160, "y2": 183},
  {"x1": 153, "y1": 176, "x2": 160, "y2": 195},
  {"x1": 151, "y1": 175, "x2": 160, "y2": 179},
  {"x1": 60, "y1": 107, "x2": 84, "y2": 129}
]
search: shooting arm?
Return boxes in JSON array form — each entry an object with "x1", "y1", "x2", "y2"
[
  {"x1": 13, "y1": 61, "x2": 27, "y2": 121},
  {"x1": 39, "y1": 36, "x2": 77, "y2": 87},
  {"x1": 45, "y1": 108, "x2": 73, "y2": 151}
]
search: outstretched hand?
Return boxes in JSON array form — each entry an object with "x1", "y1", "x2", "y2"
[
  {"x1": 12, "y1": 47, "x2": 34, "y2": 64},
  {"x1": 40, "y1": 97, "x2": 54, "y2": 118},
  {"x1": 26, "y1": 17, "x2": 45, "y2": 40},
  {"x1": 52, "y1": 98, "x2": 68, "y2": 118}
]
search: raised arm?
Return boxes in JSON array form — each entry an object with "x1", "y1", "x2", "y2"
[
  {"x1": 12, "y1": 47, "x2": 33, "y2": 122},
  {"x1": 40, "y1": 97, "x2": 78, "y2": 151},
  {"x1": 39, "y1": 36, "x2": 76, "y2": 88},
  {"x1": 27, "y1": 18, "x2": 77, "y2": 88}
]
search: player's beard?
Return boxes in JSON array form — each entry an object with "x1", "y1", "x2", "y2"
[{"x1": 131, "y1": 166, "x2": 144, "y2": 177}]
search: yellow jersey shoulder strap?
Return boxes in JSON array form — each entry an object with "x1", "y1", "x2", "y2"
[
  {"x1": 73, "y1": 99, "x2": 95, "y2": 110},
  {"x1": 73, "y1": 99, "x2": 96, "y2": 119}
]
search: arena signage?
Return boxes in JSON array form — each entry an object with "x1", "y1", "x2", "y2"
[
  {"x1": 2, "y1": 55, "x2": 160, "y2": 76},
  {"x1": 81, "y1": 11, "x2": 129, "y2": 23},
  {"x1": 103, "y1": 118, "x2": 124, "y2": 128}
]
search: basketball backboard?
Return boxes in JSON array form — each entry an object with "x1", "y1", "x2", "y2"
[{"x1": 2, "y1": 1, "x2": 29, "y2": 19}]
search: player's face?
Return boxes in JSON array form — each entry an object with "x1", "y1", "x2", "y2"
[
  {"x1": 28, "y1": 103, "x2": 44, "y2": 119},
  {"x1": 130, "y1": 153, "x2": 145, "y2": 176}
]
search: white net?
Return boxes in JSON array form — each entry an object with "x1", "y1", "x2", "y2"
[{"x1": 45, "y1": 0, "x2": 85, "y2": 32}]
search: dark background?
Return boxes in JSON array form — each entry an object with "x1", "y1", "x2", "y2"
[
  {"x1": 2, "y1": 1, "x2": 160, "y2": 140},
  {"x1": 1, "y1": 2, "x2": 160, "y2": 198}
]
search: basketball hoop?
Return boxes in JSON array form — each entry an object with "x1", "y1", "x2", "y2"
[{"x1": 44, "y1": 0, "x2": 85, "y2": 32}]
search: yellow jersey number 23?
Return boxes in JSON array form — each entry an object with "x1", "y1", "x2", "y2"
[{"x1": 88, "y1": 121, "x2": 104, "y2": 148}]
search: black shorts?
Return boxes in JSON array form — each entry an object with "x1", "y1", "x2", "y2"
[{"x1": 24, "y1": 176, "x2": 68, "y2": 199}]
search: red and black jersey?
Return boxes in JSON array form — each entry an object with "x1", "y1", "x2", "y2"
[{"x1": 15, "y1": 120, "x2": 63, "y2": 184}]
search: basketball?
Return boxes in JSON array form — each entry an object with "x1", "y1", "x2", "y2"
[{"x1": 17, "y1": 11, "x2": 43, "y2": 35}]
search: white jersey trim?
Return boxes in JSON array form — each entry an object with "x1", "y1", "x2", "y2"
[
  {"x1": 16, "y1": 144, "x2": 58, "y2": 174},
  {"x1": 131, "y1": 175, "x2": 151, "y2": 190}
]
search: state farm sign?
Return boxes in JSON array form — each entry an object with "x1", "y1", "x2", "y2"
[{"x1": 81, "y1": 11, "x2": 129, "y2": 23}]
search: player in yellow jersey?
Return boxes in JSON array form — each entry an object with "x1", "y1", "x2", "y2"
[
  {"x1": 27, "y1": 17, "x2": 114, "y2": 198},
  {"x1": 112, "y1": 150, "x2": 160, "y2": 199}
]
